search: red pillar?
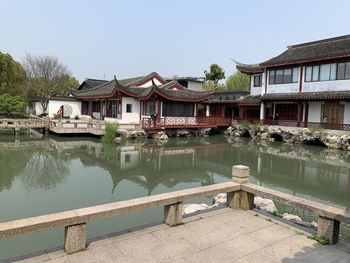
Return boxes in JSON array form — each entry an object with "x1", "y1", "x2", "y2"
[
  {"x1": 239, "y1": 106, "x2": 244, "y2": 120},
  {"x1": 88, "y1": 100, "x2": 93, "y2": 117},
  {"x1": 297, "y1": 102, "x2": 302, "y2": 127}
]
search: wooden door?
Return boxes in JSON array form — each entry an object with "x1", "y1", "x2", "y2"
[{"x1": 322, "y1": 103, "x2": 344, "y2": 125}]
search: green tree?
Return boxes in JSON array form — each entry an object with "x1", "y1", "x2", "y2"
[
  {"x1": 202, "y1": 80, "x2": 225, "y2": 91},
  {"x1": 0, "y1": 52, "x2": 27, "y2": 98},
  {"x1": 22, "y1": 53, "x2": 74, "y2": 112},
  {"x1": 204, "y1": 64, "x2": 225, "y2": 84},
  {"x1": 226, "y1": 71, "x2": 250, "y2": 91},
  {"x1": 67, "y1": 76, "x2": 80, "y2": 89},
  {"x1": 0, "y1": 93, "x2": 26, "y2": 116}
]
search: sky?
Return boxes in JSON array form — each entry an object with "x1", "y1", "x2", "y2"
[{"x1": 1, "y1": 0, "x2": 350, "y2": 82}]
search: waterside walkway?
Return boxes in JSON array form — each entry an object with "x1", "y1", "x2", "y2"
[{"x1": 14, "y1": 208, "x2": 350, "y2": 263}]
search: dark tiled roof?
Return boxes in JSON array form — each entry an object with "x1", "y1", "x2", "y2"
[
  {"x1": 236, "y1": 95, "x2": 261, "y2": 105},
  {"x1": 210, "y1": 91, "x2": 249, "y2": 103},
  {"x1": 261, "y1": 34, "x2": 350, "y2": 67},
  {"x1": 77, "y1": 79, "x2": 108, "y2": 90},
  {"x1": 234, "y1": 60, "x2": 263, "y2": 74},
  {"x1": 154, "y1": 87, "x2": 212, "y2": 101},
  {"x1": 123, "y1": 72, "x2": 167, "y2": 86},
  {"x1": 261, "y1": 91, "x2": 350, "y2": 101},
  {"x1": 72, "y1": 79, "x2": 118, "y2": 97}
]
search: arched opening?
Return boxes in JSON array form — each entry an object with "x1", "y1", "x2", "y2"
[{"x1": 270, "y1": 133, "x2": 283, "y2": 141}]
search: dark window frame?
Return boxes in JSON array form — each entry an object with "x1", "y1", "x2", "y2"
[
  {"x1": 126, "y1": 104, "x2": 132, "y2": 113},
  {"x1": 268, "y1": 67, "x2": 299, "y2": 85},
  {"x1": 305, "y1": 61, "x2": 350, "y2": 82},
  {"x1": 253, "y1": 74, "x2": 262, "y2": 87}
]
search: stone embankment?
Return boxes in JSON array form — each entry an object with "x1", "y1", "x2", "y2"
[
  {"x1": 225, "y1": 123, "x2": 350, "y2": 150},
  {"x1": 183, "y1": 193, "x2": 318, "y2": 231},
  {"x1": 114, "y1": 128, "x2": 212, "y2": 143}
]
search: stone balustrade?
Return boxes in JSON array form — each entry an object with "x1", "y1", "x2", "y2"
[{"x1": 0, "y1": 165, "x2": 349, "y2": 255}]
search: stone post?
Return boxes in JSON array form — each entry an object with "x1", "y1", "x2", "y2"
[
  {"x1": 317, "y1": 216, "x2": 340, "y2": 244},
  {"x1": 227, "y1": 165, "x2": 255, "y2": 210},
  {"x1": 164, "y1": 202, "x2": 183, "y2": 227},
  {"x1": 64, "y1": 223, "x2": 87, "y2": 254}
]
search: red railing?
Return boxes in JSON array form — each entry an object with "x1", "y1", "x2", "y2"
[
  {"x1": 262, "y1": 119, "x2": 350, "y2": 131},
  {"x1": 142, "y1": 116, "x2": 231, "y2": 130}
]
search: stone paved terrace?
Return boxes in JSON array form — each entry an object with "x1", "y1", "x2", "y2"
[{"x1": 13, "y1": 208, "x2": 350, "y2": 263}]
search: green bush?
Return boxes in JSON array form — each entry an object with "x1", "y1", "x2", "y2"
[
  {"x1": 0, "y1": 93, "x2": 26, "y2": 116},
  {"x1": 102, "y1": 122, "x2": 118, "y2": 143}
]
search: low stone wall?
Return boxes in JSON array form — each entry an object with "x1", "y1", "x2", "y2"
[{"x1": 225, "y1": 124, "x2": 350, "y2": 150}]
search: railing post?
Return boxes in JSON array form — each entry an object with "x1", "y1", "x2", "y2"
[
  {"x1": 164, "y1": 202, "x2": 183, "y2": 227},
  {"x1": 317, "y1": 216, "x2": 340, "y2": 244},
  {"x1": 64, "y1": 223, "x2": 87, "y2": 254},
  {"x1": 227, "y1": 165, "x2": 254, "y2": 210}
]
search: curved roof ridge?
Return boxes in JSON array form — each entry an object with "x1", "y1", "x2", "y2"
[{"x1": 289, "y1": 34, "x2": 350, "y2": 49}]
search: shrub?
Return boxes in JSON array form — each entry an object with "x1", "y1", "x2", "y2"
[
  {"x1": 102, "y1": 122, "x2": 118, "y2": 143},
  {"x1": 0, "y1": 93, "x2": 26, "y2": 116},
  {"x1": 308, "y1": 235, "x2": 330, "y2": 245}
]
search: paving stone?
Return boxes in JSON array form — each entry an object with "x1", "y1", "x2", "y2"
[{"x1": 17, "y1": 209, "x2": 350, "y2": 263}]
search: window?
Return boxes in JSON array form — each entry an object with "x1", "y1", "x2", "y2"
[
  {"x1": 320, "y1": 64, "x2": 330, "y2": 81},
  {"x1": 142, "y1": 101, "x2": 156, "y2": 115},
  {"x1": 269, "y1": 67, "x2": 298, "y2": 84},
  {"x1": 107, "y1": 100, "x2": 117, "y2": 118},
  {"x1": 82, "y1": 101, "x2": 89, "y2": 115},
  {"x1": 345, "y1": 62, "x2": 350, "y2": 79},
  {"x1": 126, "y1": 104, "x2": 132, "y2": 113},
  {"x1": 284, "y1": 69, "x2": 292, "y2": 83},
  {"x1": 312, "y1": 66, "x2": 319, "y2": 82},
  {"x1": 269, "y1": 70, "x2": 275, "y2": 84},
  {"x1": 330, "y1": 63, "x2": 337, "y2": 80},
  {"x1": 253, "y1": 75, "x2": 262, "y2": 87},
  {"x1": 292, "y1": 68, "x2": 299, "y2": 82},
  {"x1": 162, "y1": 102, "x2": 194, "y2": 117},
  {"x1": 305, "y1": 62, "x2": 350, "y2": 82},
  {"x1": 305, "y1": 66, "x2": 312, "y2": 82}
]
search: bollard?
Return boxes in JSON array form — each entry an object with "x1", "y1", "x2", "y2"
[
  {"x1": 317, "y1": 216, "x2": 340, "y2": 244},
  {"x1": 64, "y1": 223, "x2": 87, "y2": 254},
  {"x1": 227, "y1": 165, "x2": 254, "y2": 210},
  {"x1": 164, "y1": 202, "x2": 183, "y2": 227}
]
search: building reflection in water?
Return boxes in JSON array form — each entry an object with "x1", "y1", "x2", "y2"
[{"x1": 1, "y1": 136, "x2": 350, "y2": 211}]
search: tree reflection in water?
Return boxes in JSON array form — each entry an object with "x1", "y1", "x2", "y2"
[{"x1": 20, "y1": 150, "x2": 69, "y2": 191}]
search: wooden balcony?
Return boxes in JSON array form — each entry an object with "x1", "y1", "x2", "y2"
[{"x1": 142, "y1": 116, "x2": 232, "y2": 131}]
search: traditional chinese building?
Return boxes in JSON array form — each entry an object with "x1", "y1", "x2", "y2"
[
  {"x1": 71, "y1": 72, "x2": 235, "y2": 131},
  {"x1": 236, "y1": 34, "x2": 350, "y2": 130}
]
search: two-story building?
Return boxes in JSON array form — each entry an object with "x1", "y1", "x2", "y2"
[{"x1": 236, "y1": 34, "x2": 350, "y2": 130}]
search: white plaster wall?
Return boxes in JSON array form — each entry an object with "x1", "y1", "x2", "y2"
[
  {"x1": 106, "y1": 97, "x2": 140, "y2": 124},
  {"x1": 268, "y1": 83, "x2": 299, "y2": 94},
  {"x1": 48, "y1": 100, "x2": 81, "y2": 118},
  {"x1": 343, "y1": 102, "x2": 350, "y2": 124},
  {"x1": 34, "y1": 102, "x2": 44, "y2": 115},
  {"x1": 308, "y1": 102, "x2": 322, "y2": 122},
  {"x1": 138, "y1": 78, "x2": 163, "y2": 87},
  {"x1": 303, "y1": 78, "x2": 350, "y2": 93}
]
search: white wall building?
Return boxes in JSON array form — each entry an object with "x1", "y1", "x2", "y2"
[{"x1": 236, "y1": 34, "x2": 350, "y2": 129}]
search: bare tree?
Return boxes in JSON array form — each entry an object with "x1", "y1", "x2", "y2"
[{"x1": 22, "y1": 54, "x2": 71, "y2": 112}]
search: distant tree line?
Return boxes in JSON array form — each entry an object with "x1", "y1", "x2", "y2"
[
  {"x1": 0, "y1": 51, "x2": 79, "y2": 116},
  {"x1": 203, "y1": 63, "x2": 250, "y2": 92}
]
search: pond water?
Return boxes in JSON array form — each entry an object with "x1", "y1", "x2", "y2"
[{"x1": 0, "y1": 134, "x2": 349, "y2": 260}]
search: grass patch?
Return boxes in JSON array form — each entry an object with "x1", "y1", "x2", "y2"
[
  {"x1": 271, "y1": 211, "x2": 283, "y2": 218},
  {"x1": 308, "y1": 235, "x2": 330, "y2": 245},
  {"x1": 101, "y1": 122, "x2": 118, "y2": 143}
]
